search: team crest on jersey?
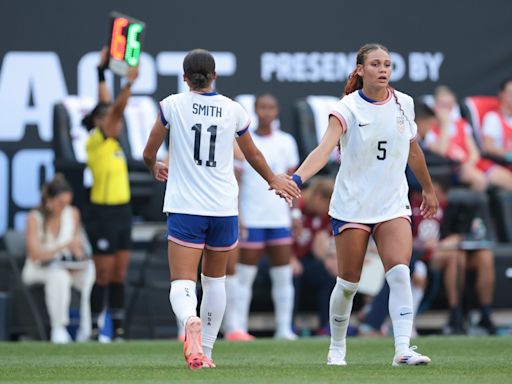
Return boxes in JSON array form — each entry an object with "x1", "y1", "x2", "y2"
[{"x1": 396, "y1": 115, "x2": 406, "y2": 133}]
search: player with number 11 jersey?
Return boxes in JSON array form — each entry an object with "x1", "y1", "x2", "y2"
[{"x1": 160, "y1": 91, "x2": 249, "y2": 216}]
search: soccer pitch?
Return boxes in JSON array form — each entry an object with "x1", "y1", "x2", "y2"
[{"x1": 0, "y1": 337, "x2": 510, "y2": 383}]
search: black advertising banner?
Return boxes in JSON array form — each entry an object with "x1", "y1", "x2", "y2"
[{"x1": 0, "y1": 0, "x2": 511, "y2": 236}]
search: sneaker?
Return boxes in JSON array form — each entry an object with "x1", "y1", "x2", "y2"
[
  {"x1": 51, "y1": 326, "x2": 71, "y2": 344},
  {"x1": 274, "y1": 330, "x2": 298, "y2": 340},
  {"x1": 75, "y1": 327, "x2": 91, "y2": 343},
  {"x1": 392, "y1": 346, "x2": 431, "y2": 366},
  {"x1": 202, "y1": 355, "x2": 216, "y2": 368},
  {"x1": 224, "y1": 330, "x2": 255, "y2": 341},
  {"x1": 327, "y1": 345, "x2": 347, "y2": 366},
  {"x1": 477, "y1": 317, "x2": 497, "y2": 335},
  {"x1": 98, "y1": 334, "x2": 112, "y2": 344},
  {"x1": 183, "y1": 316, "x2": 204, "y2": 370}
]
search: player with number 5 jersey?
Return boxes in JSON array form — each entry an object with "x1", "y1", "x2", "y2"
[
  {"x1": 143, "y1": 49, "x2": 300, "y2": 370},
  {"x1": 291, "y1": 43, "x2": 438, "y2": 367}
]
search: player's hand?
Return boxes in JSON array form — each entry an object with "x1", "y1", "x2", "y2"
[
  {"x1": 152, "y1": 161, "x2": 168, "y2": 182},
  {"x1": 268, "y1": 174, "x2": 301, "y2": 204},
  {"x1": 420, "y1": 188, "x2": 438, "y2": 219},
  {"x1": 126, "y1": 66, "x2": 139, "y2": 84}
]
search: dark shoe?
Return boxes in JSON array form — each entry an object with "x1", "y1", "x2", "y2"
[{"x1": 477, "y1": 317, "x2": 496, "y2": 335}]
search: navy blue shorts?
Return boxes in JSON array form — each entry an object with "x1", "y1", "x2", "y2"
[
  {"x1": 167, "y1": 213, "x2": 238, "y2": 250},
  {"x1": 239, "y1": 227, "x2": 293, "y2": 249},
  {"x1": 330, "y1": 216, "x2": 411, "y2": 236}
]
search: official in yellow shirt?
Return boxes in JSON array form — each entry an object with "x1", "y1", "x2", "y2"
[{"x1": 82, "y1": 47, "x2": 139, "y2": 341}]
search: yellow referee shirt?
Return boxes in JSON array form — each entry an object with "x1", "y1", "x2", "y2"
[{"x1": 86, "y1": 128, "x2": 130, "y2": 205}]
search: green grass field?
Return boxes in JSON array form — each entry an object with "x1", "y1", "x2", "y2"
[{"x1": 0, "y1": 337, "x2": 511, "y2": 383}]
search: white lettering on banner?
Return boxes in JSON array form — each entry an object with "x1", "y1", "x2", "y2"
[
  {"x1": 0, "y1": 52, "x2": 68, "y2": 142},
  {"x1": 409, "y1": 52, "x2": 444, "y2": 82},
  {"x1": 390, "y1": 53, "x2": 406, "y2": 82},
  {"x1": 11, "y1": 149, "x2": 54, "y2": 208},
  {"x1": 261, "y1": 51, "x2": 444, "y2": 83},
  {"x1": 157, "y1": 52, "x2": 236, "y2": 93},
  {"x1": 0, "y1": 151, "x2": 7, "y2": 234}
]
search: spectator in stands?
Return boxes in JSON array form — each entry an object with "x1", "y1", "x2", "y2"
[
  {"x1": 234, "y1": 93, "x2": 300, "y2": 340},
  {"x1": 411, "y1": 183, "x2": 496, "y2": 335},
  {"x1": 425, "y1": 86, "x2": 512, "y2": 192},
  {"x1": 23, "y1": 174, "x2": 95, "y2": 344},
  {"x1": 142, "y1": 49, "x2": 299, "y2": 369},
  {"x1": 292, "y1": 43, "x2": 437, "y2": 366},
  {"x1": 82, "y1": 48, "x2": 139, "y2": 342},
  {"x1": 292, "y1": 177, "x2": 336, "y2": 335},
  {"x1": 481, "y1": 78, "x2": 512, "y2": 165}
]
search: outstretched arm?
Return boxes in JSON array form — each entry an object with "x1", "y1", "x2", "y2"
[
  {"x1": 101, "y1": 66, "x2": 138, "y2": 138},
  {"x1": 98, "y1": 47, "x2": 111, "y2": 103},
  {"x1": 294, "y1": 115, "x2": 343, "y2": 183},
  {"x1": 408, "y1": 140, "x2": 438, "y2": 218},
  {"x1": 237, "y1": 131, "x2": 300, "y2": 203}
]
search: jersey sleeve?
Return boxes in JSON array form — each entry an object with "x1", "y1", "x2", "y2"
[
  {"x1": 329, "y1": 98, "x2": 352, "y2": 134},
  {"x1": 233, "y1": 101, "x2": 251, "y2": 137},
  {"x1": 159, "y1": 95, "x2": 173, "y2": 129},
  {"x1": 482, "y1": 111, "x2": 503, "y2": 142}
]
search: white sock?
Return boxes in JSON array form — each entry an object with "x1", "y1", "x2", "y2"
[
  {"x1": 221, "y1": 275, "x2": 239, "y2": 334},
  {"x1": 235, "y1": 264, "x2": 258, "y2": 332},
  {"x1": 200, "y1": 274, "x2": 226, "y2": 359},
  {"x1": 269, "y1": 264, "x2": 295, "y2": 335},
  {"x1": 386, "y1": 264, "x2": 413, "y2": 354},
  {"x1": 169, "y1": 280, "x2": 197, "y2": 328},
  {"x1": 329, "y1": 277, "x2": 358, "y2": 350}
]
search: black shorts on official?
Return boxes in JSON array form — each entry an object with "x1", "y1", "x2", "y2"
[{"x1": 85, "y1": 203, "x2": 132, "y2": 255}]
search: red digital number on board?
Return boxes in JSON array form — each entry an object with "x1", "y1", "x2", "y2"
[{"x1": 110, "y1": 17, "x2": 129, "y2": 60}]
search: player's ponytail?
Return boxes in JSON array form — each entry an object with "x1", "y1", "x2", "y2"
[{"x1": 183, "y1": 49, "x2": 216, "y2": 90}]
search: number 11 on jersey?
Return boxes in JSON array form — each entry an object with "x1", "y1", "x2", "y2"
[{"x1": 192, "y1": 124, "x2": 218, "y2": 167}]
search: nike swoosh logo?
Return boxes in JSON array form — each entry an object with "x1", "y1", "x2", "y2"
[
  {"x1": 358, "y1": 123, "x2": 369, "y2": 127},
  {"x1": 333, "y1": 318, "x2": 345, "y2": 323},
  {"x1": 400, "y1": 312, "x2": 413, "y2": 316}
]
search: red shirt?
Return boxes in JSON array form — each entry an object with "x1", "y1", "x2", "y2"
[{"x1": 293, "y1": 198, "x2": 331, "y2": 259}]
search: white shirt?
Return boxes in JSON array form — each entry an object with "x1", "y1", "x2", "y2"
[
  {"x1": 329, "y1": 89, "x2": 417, "y2": 223},
  {"x1": 240, "y1": 130, "x2": 299, "y2": 227},
  {"x1": 160, "y1": 91, "x2": 250, "y2": 216},
  {"x1": 482, "y1": 111, "x2": 512, "y2": 149}
]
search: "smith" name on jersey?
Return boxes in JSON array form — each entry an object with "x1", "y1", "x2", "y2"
[{"x1": 192, "y1": 103, "x2": 222, "y2": 117}]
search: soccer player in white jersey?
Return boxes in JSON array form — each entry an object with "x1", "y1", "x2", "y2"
[
  {"x1": 291, "y1": 43, "x2": 438, "y2": 366},
  {"x1": 233, "y1": 93, "x2": 300, "y2": 340},
  {"x1": 143, "y1": 49, "x2": 300, "y2": 370}
]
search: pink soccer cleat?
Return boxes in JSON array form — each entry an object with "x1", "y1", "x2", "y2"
[
  {"x1": 183, "y1": 316, "x2": 204, "y2": 370},
  {"x1": 224, "y1": 330, "x2": 255, "y2": 341},
  {"x1": 202, "y1": 355, "x2": 216, "y2": 368}
]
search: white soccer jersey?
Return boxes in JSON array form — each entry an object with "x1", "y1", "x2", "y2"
[
  {"x1": 239, "y1": 130, "x2": 299, "y2": 227},
  {"x1": 329, "y1": 89, "x2": 417, "y2": 223},
  {"x1": 482, "y1": 111, "x2": 512, "y2": 149},
  {"x1": 160, "y1": 91, "x2": 250, "y2": 216}
]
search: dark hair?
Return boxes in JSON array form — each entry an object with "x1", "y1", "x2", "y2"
[
  {"x1": 343, "y1": 43, "x2": 390, "y2": 96},
  {"x1": 414, "y1": 100, "x2": 435, "y2": 121},
  {"x1": 499, "y1": 78, "x2": 512, "y2": 92},
  {"x1": 254, "y1": 92, "x2": 278, "y2": 108},
  {"x1": 38, "y1": 174, "x2": 73, "y2": 236},
  {"x1": 81, "y1": 102, "x2": 110, "y2": 131},
  {"x1": 183, "y1": 49, "x2": 215, "y2": 90}
]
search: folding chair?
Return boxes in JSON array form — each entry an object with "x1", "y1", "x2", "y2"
[{"x1": 4, "y1": 230, "x2": 48, "y2": 340}]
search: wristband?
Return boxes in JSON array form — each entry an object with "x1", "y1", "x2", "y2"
[
  {"x1": 291, "y1": 174, "x2": 303, "y2": 188},
  {"x1": 97, "y1": 66, "x2": 106, "y2": 82}
]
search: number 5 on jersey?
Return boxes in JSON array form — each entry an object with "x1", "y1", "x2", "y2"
[
  {"x1": 377, "y1": 140, "x2": 387, "y2": 160},
  {"x1": 192, "y1": 124, "x2": 217, "y2": 167}
]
